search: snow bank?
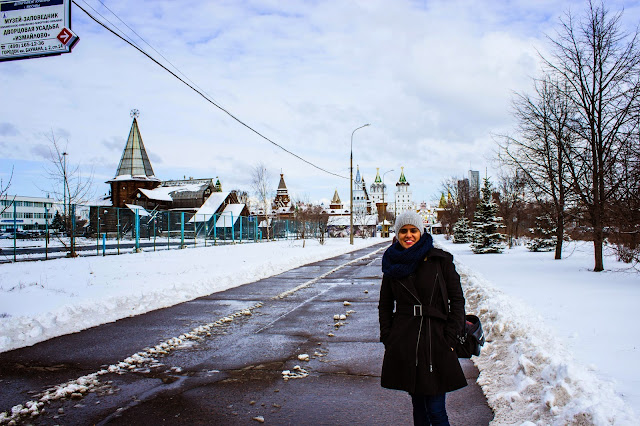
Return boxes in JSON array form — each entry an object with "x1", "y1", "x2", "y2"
[
  {"x1": 0, "y1": 238, "x2": 385, "y2": 353},
  {"x1": 457, "y1": 261, "x2": 636, "y2": 425}
]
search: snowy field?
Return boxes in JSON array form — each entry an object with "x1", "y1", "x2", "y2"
[
  {"x1": 434, "y1": 235, "x2": 638, "y2": 425},
  {"x1": 1, "y1": 234, "x2": 638, "y2": 424},
  {"x1": 0, "y1": 237, "x2": 385, "y2": 352}
]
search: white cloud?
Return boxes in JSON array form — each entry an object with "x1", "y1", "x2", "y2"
[{"x1": 2, "y1": 0, "x2": 633, "y2": 204}]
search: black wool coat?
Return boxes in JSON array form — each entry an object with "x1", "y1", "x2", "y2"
[{"x1": 378, "y1": 247, "x2": 467, "y2": 395}]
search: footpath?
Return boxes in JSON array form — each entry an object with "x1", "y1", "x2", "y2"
[
  {"x1": 0, "y1": 242, "x2": 493, "y2": 425},
  {"x1": 105, "y1": 242, "x2": 494, "y2": 425}
]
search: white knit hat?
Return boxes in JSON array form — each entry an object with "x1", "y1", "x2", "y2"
[{"x1": 394, "y1": 211, "x2": 424, "y2": 235}]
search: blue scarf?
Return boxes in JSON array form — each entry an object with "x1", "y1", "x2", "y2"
[{"x1": 382, "y1": 232, "x2": 434, "y2": 278}]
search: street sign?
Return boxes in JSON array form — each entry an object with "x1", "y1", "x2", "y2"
[
  {"x1": 0, "y1": 0, "x2": 77, "y2": 62},
  {"x1": 56, "y1": 26, "x2": 77, "y2": 46}
]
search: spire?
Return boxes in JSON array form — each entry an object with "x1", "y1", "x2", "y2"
[
  {"x1": 355, "y1": 165, "x2": 361, "y2": 183},
  {"x1": 215, "y1": 176, "x2": 222, "y2": 192},
  {"x1": 398, "y1": 167, "x2": 408, "y2": 184},
  {"x1": 374, "y1": 167, "x2": 382, "y2": 183},
  {"x1": 277, "y1": 173, "x2": 287, "y2": 192},
  {"x1": 114, "y1": 116, "x2": 156, "y2": 179},
  {"x1": 274, "y1": 173, "x2": 291, "y2": 208},
  {"x1": 331, "y1": 189, "x2": 341, "y2": 204}
]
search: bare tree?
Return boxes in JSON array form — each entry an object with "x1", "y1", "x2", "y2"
[
  {"x1": 251, "y1": 163, "x2": 272, "y2": 240},
  {"x1": 42, "y1": 132, "x2": 94, "y2": 256},
  {"x1": 541, "y1": 0, "x2": 640, "y2": 270},
  {"x1": 0, "y1": 166, "x2": 14, "y2": 216},
  {"x1": 495, "y1": 170, "x2": 527, "y2": 248},
  {"x1": 496, "y1": 76, "x2": 575, "y2": 259}
]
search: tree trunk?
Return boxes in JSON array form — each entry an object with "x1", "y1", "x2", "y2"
[{"x1": 555, "y1": 210, "x2": 564, "y2": 260}]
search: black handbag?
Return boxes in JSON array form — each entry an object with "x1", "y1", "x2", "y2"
[
  {"x1": 435, "y1": 260, "x2": 485, "y2": 358},
  {"x1": 455, "y1": 314, "x2": 485, "y2": 358}
]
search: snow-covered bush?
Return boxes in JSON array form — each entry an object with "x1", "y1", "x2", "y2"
[{"x1": 527, "y1": 214, "x2": 557, "y2": 252}]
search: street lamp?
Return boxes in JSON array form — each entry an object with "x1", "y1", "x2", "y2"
[
  {"x1": 350, "y1": 123, "x2": 370, "y2": 245},
  {"x1": 382, "y1": 169, "x2": 394, "y2": 237}
]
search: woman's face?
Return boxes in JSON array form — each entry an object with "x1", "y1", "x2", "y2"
[{"x1": 398, "y1": 225, "x2": 421, "y2": 249}]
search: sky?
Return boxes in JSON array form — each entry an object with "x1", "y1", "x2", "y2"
[
  {"x1": 0, "y1": 236, "x2": 637, "y2": 422},
  {"x1": 1, "y1": 0, "x2": 639, "y2": 206}
]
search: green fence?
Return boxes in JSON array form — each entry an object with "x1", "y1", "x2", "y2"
[{"x1": 0, "y1": 202, "x2": 328, "y2": 263}]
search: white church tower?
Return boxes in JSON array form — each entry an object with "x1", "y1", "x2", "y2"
[{"x1": 393, "y1": 167, "x2": 413, "y2": 214}]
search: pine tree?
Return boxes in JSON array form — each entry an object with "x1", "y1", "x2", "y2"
[
  {"x1": 452, "y1": 213, "x2": 472, "y2": 244},
  {"x1": 51, "y1": 211, "x2": 64, "y2": 230},
  {"x1": 471, "y1": 178, "x2": 504, "y2": 254},
  {"x1": 527, "y1": 214, "x2": 557, "y2": 252}
]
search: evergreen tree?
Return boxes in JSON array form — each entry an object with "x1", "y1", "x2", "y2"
[
  {"x1": 527, "y1": 214, "x2": 557, "y2": 252},
  {"x1": 471, "y1": 178, "x2": 504, "y2": 254},
  {"x1": 452, "y1": 213, "x2": 472, "y2": 244},
  {"x1": 51, "y1": 211, "x2": 64, "y2": 230}
]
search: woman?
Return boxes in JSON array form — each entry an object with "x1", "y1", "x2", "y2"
[{"x1": 378, "y1": 211, "x2": 467, "y2": 425}]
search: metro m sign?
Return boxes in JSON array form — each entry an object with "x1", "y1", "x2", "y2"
[{"x1": 0, "y1": 0, "x2": 77, "y2": 62}]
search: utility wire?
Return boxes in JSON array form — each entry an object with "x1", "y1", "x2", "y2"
[
  {"x1": 72, "y1": 0, "x2": 348, "y2": 180},
  {"x1": 89, "y1": 0, "x2": 218, "y2": 105}
]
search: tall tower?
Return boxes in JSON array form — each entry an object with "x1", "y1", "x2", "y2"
[
  {"x1": 108, "y1": 110, "x2": 161, "y2": 208},
  {"x1": 273, "y1": 173, "x2": 291, "y2": 210},
  {"x1": 394, "y1": 167, "x2": 413, "y2": 214},
  {"x1": 468, "y1": 169, "x2": 480, "y2": 198},
  {"x1": 369, "y1": 168, "x2": 385, "y2": 204},
  {"x1": 352, "y1": 166, "x2": 368, "y2": 215}
]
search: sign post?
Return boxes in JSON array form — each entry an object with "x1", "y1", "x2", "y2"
[{"x1": 1, "y1": 0, "x2": 77, "y2": 62}]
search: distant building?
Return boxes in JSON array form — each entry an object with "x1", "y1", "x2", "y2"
[
  {"x1": 88, "y1": 113, "x2": 244, "y2": 237},
  {"x1": 469, "y1": 170, "x2": 480, "y2": 198},
  {"x1": 273, "y1": 173, "x2": 294, "y2": 218},
  {"x1": 352, "y1": 166, "x2": 372, "y2": 215},
  {"x1": 0, "y1": 195, "x2": 55, "y2": 231},
  {"x1": 393, "y1": 167, "x2": 414, "y2": 214},
  {"x1": 108, "y1": 115, "x2": 161, "y2": 209}
]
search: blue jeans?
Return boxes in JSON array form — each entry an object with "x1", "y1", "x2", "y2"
[{"x1": 410, "y1": 393, "x2": 449, "y2": 426}]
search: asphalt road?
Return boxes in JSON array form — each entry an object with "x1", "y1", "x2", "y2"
[{"x1": 0, "y1": 242, "x2": 493, "y2": 425}]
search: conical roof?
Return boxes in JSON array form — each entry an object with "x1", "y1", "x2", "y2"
[
  {"x1": 374, "y1": 168, "x2": 382, "y2": 183},
  {"x1": 355, "y1": 165, "x2": 361, "y2": 183},
  {"x1": 113, "y1": 117, "x2": 157, "y2": 180},
  {"x1": 398, "y1": 167, "x2": 408, "y2": 184},
  {"x1": 331, "y1": 189, "x2": 341, "y2": 204},
  {"x1": 277, "y1": 173, "x2": 288, "y2": 192}
]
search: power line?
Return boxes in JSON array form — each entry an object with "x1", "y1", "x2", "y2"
[
  {"x1": 89, "y1": 0, "x2": 219, "y2": 105},
  {"x1": 72, "y1": 0, "x2": 348, "y2": 180}
]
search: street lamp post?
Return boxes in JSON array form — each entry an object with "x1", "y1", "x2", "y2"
[
  {"x1": 350, "y1": 124, "x2": 370, "y2": 245},
  {"x1": 382, "y1": 169, "x2": 394, "y2": 237}
]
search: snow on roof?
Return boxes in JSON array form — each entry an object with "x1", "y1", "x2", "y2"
[
  {"x1": 139, "y1": 187, "x2": 173, "y2": 202},
  {"x1": 139, "y1": 183, "x2": 210, "y2": 202},
  {"x1": 125, "y1": 204, "x2": 151, "y2": 217},
  {"x1": 109, "y1": 174, "x2": 161, "y2": 182},
  {"x1": 188, "y1": 192, "x2": 230, "y2": 222},
  {"x1": 215, "y1": 204, "x2": 245, "y2": 228},
  {"x1": 327, "y1": 214, "x2": 377, "y2": 227}
]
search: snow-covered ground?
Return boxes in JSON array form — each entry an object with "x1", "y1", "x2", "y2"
[
  {"x1": 434, "y1": 235, "x2": 638, "y2": 425},
  {"x1": 1, "y1": 234, "x2": 638, "y2": 424}
]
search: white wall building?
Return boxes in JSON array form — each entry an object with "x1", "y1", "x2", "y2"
[
  {"x1": 392, "y1": 167, "x2": 414, "y2": 215},
  {"x1": 0, "y1": 195, "x2": 55, "y2": 231}
]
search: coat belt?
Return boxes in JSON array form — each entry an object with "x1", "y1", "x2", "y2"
[{"x1": 395, "y1": 304, "x2": 447, "y2": 320}]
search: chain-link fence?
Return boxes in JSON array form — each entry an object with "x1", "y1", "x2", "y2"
[{"x1": 0, "y1": 202, "x2": 333, "y2": 263}]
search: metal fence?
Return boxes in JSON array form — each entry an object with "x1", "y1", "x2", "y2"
[{"x1": 0, "y1": 202, "x2": 330, "y2": 263}]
